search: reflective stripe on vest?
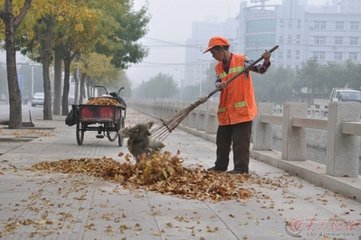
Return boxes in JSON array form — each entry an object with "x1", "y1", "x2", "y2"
[
  {"x1": 218, "y1": 106, "x2": 226, "y2": 113},
  {"x1": 218, "y1": 101, "x2": 246, "y2": 113},
  {"x1": 218, "y1": 66, "x2": 245, "y2": 79},
  {"x1": 235, "y1": 101, "x2": 246, "y2": 108}
]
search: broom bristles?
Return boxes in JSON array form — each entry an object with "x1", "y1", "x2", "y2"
[{"x1": 151, "y1": 99, "x2": 205, "y2": 142}]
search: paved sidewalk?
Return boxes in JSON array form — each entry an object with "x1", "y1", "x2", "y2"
[{"x1": 0, "y1": 108, "x2": 360, "y2": 240}]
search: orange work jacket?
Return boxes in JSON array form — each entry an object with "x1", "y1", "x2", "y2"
[{"x1": 215, "y1": 53, "x2": 257, "y2": 126}]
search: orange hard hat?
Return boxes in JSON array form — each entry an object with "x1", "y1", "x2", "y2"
[{"x1": 203, "y1": 36, "x2": 230, "y2": 53}]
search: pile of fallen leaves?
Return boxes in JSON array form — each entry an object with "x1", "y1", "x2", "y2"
[
  {"x1": 31, "y1": 151, "x2": 252, "y2": 202},
  {"x1": 86, "y1": 97, "x2": 120, "y2": 106}
]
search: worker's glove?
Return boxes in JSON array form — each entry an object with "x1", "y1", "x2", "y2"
[
  {"x1": 215, "y1": 78, "x2": 222, "y2": 90},
  {"x1": 216, "y1": 81, "x2": 227, "y2": 90},
  {"x1": 215, "y1": 82, "x2": 222, "y2": 89}
]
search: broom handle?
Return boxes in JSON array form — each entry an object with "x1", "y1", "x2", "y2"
[{"x1": 205, "y1": 45, "x2": 279, "y2": 99}]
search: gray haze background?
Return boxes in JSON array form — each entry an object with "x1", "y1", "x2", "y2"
[{"x1": 126, "y1": 0, "x2": 327, "y2": 87}]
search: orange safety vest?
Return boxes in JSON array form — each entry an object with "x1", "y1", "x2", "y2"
[{"x1": 215, "y1": 54, "x2": 257, "y2": 126}]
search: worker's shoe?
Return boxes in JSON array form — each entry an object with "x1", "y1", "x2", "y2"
[
  {"x1": 227, "y1": 169, "x2": 248, "y2": 174},
  {"x1": 207, "y1": 166, "x2": 226, "y2": 172}
]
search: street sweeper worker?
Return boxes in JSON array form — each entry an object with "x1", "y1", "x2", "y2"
[{"x1": 204, "y1": 36, "x2": 271, "y2": 174}]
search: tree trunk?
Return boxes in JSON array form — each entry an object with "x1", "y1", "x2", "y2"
[
  {"x1": 1, "y1": 0, "x2": 32, "y2": 128},
  {"x1": 41, "y1": 16, "x2": 54, "y2": 120},
  {"x1": 53, "y1": 46, "x2": 63, "y2": 115},
  {"x1": 62, "y1": 57, "x2": 71, "y2": 115},
  {"x1": 86, "y1": 77, "x2": 92, "y2": 98},
  {"x1": 73, "y1": 68, "x2": 79, "y2": 105},
  {"x1": 79, "y1": 73, "x2": 86, "y2": 104},
  {"x1": 5, "y1": 22, "x2": 22, "y2": 128}
]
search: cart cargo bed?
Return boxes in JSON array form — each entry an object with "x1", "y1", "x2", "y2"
[{"x1": 79, "y1": 104, "x2": 123, "y2": 123}]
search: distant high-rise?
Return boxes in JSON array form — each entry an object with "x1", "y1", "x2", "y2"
[
  {"x1": 184, "y1": 0, "x2": 361, "y2": 87},
  {"x1": 240, "y1": 0, "x2": 361, "y2": 69}
]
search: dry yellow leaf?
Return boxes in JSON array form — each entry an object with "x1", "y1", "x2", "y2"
[{"x1": 86, "y1": 97, "x2": 120, "y2": 106}]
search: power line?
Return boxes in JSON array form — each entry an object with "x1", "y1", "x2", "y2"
[
  {"x1": 137, "y1": 61, "x2": 208, "y2": 65},
  {"x1": 144, "y1": 37, "x2": 186, "y2": 46},
  {"x1": 143, "y1": 36, "x2": 204, "y2": 49}
]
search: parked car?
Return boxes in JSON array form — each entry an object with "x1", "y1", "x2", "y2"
[
  {"x1": 31, "y1": 92, "x2": 44, "y2": 107},
  {"x1": 329, "y1": 88, "x2": 361, "y2": 103}
]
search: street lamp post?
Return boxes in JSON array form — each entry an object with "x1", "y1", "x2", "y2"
[
  {"x1": 199, "y1": 78, "x2": 202, "y2": 97},
  {"x1": 31, "y1": 65, "x2": 34, "y2": 97}
]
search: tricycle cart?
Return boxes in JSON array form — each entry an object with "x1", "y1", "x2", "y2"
[{"x1": 75, "y1": 86, "x2": 127, "y2": 146}]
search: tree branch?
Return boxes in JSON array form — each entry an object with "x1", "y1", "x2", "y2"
[{"x1": 14, "y1": 0, "x2": 32, "y2": 28}]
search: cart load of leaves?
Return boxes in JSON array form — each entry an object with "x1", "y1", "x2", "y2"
[
  {"x1": 31, "y1": 151, "x2": 252, "y2": 202},
  {"x1": 86, "y1": 97, "x2": 120, "y2": 106}
]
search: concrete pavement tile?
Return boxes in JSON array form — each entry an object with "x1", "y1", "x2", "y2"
[
  {"x1": 0, "y1": 141, "x2": 24, "y2": 155},
  {"x1": 81, "y1": 222, "x2": 161, "y2": 240},
  {"x1": 1, "y1": 155, "x2": 48, "y2": 170},
  {"x1": 0, "y1": 192, "x2": 26, "y2": 222},
  {"x1": 85, "y1": 188, "x2": 162, "y2": 240},
  {"x1": 0, "y1": 228, "x2": 62, "y2": 240},
  {"x1": 0, "y1": 173, "x2": 39, "y2": 193},
  {"x1": 246, "y1": 181, "x2": 361, "y2": 239},
  {"x1": 0, "y1": 174, "x2": 49, "y2": 222},
  {"x1": 0, "y1": 175, "x2": 93, "y2": 239},
  {"x1": 207, "y1": 200, "x2": 288, "y2": 239},
  {"x1": 251, "y1": 171, "x2": 361, "y2": 221},
  {"x1": 36, "y1": 175, "x2": 97, "y2": 211},
  {"x1": 146, "y1": 192, "x2": 239, "y2": 240}
]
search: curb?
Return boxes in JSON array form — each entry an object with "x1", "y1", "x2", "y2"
[
  {"x1": 180, "y1": 124, "x2": 361, "y2": 203},
  {"x1": 250, "y1": 150, "x2": 361, "y2": 203}
]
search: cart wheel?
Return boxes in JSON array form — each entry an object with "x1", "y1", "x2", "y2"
[
  {"x1": 76, "y1": 122, "x2": 84, "y2": 145},
  {"x1": 106, "y1": 123, "x2": 118, "y2": 142},
  {"x1": 118, "y1": 132, "x2": 124, "y2": 147}
]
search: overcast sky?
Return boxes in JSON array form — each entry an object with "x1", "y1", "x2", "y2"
[
  {"x1": 126, "y1": 0, "x2": 327, "y2": 87},
  {"x1": 127, "y1": 0, "x2": 249, "y2": 86}
]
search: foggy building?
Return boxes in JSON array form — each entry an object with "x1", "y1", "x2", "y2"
[
  {"x1": 240, "y1": 0, "x2": 361, "y2": 69},
  {"x1": 184, "y1": 0, "x2": 361, "y2": 87},
  {"x1": 184, "y1": 18, "x2": 237, "y2": 89}
]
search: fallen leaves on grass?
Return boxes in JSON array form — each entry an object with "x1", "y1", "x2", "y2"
[{"x1": 31, "y1": 151, "x2": 252, "y2": 202}]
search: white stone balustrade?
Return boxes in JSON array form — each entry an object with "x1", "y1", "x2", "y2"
[
  {"x1": 131, "y1": 99, "x2": 361, "y2": 178},
  {"x1": 254, "y1": 102, "x2": 361, "y2": 178}
]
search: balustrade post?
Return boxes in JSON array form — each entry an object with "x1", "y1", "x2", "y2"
[
  {"x1": 181, "y1": 103, "x2": 190, "y2": 126},
  {"x1": 188, "y1": 111, "x2": 197, "y2": 128},
  {"x1": 196, "y1": 105, "x2": 206, "y2": 131},
  {"x1": 253, "y1": 103, "x2": 273, "y2": 150},
  {"x1": 205, "y1": 102, "x2": 218, "y2": 134},
  {"x1": 282, "y1": 102, "x2": 307, "y2": 161},
  {"x1": 326, "y1": 102, "x2": 360, "y2": 177}
]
